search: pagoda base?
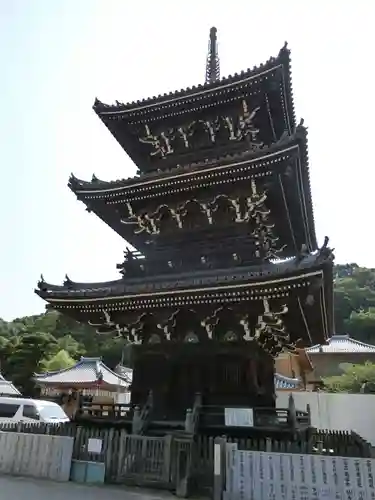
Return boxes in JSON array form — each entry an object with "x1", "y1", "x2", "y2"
[{"x1": 130, "y1": 342, "x2": 276, "y2": 422}]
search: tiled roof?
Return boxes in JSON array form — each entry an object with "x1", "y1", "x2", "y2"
[
  {"x1": 306, "y1": 335, "x2": 375, "y2": 354},
  {"x1": 34, "y1": 357, "x2": 132, "y2": 389},
  {"x1": 0, "y1": 375, "x2": 21, "y2": 396},
  {"x1": 274, "y1": 373, "x2": 300, "y2": 390}
]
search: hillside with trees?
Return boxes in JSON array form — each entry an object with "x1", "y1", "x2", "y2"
[{"x1": 1, "y1": 263, "x2": 375, "y2": 394}]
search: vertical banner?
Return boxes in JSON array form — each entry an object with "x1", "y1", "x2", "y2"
[
  {"x1": 224, "y1": 444, "x2": 375, "y2": 500},
  {"x1": 362, "y1": 459, "x2": 375, "y2": 500},
  {"x1": 225, "y1": 442, "x2": 237, "y2": 497}
]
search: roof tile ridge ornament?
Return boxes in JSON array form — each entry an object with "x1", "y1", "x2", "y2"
[
  {"x1": 68, "y1": 173, "x2": 91, "y2": 191},
  {"x1": 36, "y1": 274, "x2": 66, "y2": 292},
  {"x1": 279, "y1": 41, "x2": 290, "y2": 57},
  {"x1": 63, "y1": 274, "x2": 73, "y2": 288},
  {"x1": 294, "y1": 117, "x2": 307, "y2": 136},
  {"x1": 316, "y1": 236, "x2": 335, "y2": 264}
]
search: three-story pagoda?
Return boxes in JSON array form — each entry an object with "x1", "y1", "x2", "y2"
[{"x1": 36, "y1": 28, "x2": 334, "y2": 422}]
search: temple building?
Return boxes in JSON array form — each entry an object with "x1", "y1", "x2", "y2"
[
  {"x1": 0, "y1": 373, "x2": 20, "y2": 396},
  {"x1": 34, "y1": 357, "x2": 131, "y2": 418},
  {"x1": 35, "y1": 28, "x2": 334, "y2": 427},
  {"x1": 306, "y1": 334, "x2": 375, "y2": 378},
  {"x1": 275, "y1": 348, "x2": 314, "y2": 389}
]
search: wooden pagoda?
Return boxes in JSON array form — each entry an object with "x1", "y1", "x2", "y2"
[{"x1": 35, "y1": 28, "x2": 334, "y2": 429}]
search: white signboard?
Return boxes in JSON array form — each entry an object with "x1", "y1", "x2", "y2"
[
  {"x1": 224, "y1": 446, "x2": 375, "y2": 500},
  {"x1": 87, "y1": 438, "x2": 102, "y2": 454},
  {"x1": 224, "y1": 408, "x2": 254, "y2": 427}
]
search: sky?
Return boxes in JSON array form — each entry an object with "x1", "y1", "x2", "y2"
[{"x1": 0, "y1": 0, "x2": 374, "y2": 321}]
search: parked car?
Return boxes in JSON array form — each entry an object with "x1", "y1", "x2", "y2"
[{"x1": 0, "y1": 397, "x2": 70, "y2": 424}]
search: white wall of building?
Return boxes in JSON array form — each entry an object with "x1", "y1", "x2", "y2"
[{"x1": 277, "y1": 391, "x2": 375, "y2": 445}]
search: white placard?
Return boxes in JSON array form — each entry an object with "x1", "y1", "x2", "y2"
[
  {"x1": 214, "y1": 442, "x2": 221, "y2": 476},
  {"x1": 224, "y1": 407, "x2": 254, "y2": 427},
  {"x1": 87, "y1": 438, "x2": 102, "y2": 454}
]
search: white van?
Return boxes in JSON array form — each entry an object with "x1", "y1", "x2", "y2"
[{"x1": 0, "y1": 397, "x2": 70, "y2": 424}]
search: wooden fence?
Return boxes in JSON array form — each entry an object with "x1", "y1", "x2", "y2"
[
  {"x1": 0, "y1": 431, "x2": 73, "y2": 481},
  {"x1": 0, "y1": 422, "x2": 372, "y2": 496}
]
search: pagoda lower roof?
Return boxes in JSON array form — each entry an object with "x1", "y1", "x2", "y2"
[
  {"x1": 93, "y1": 44, "x2": 295, "y2": 172},
  {"x1": 35, "y1": 250, "x2": 333, "y2": 348},
  {"x1": 69, "y1": 126, "x2": 317, "y2": 255},
  {"x1": 36, "y1": 252, "x2": 329, "y2": 302}
]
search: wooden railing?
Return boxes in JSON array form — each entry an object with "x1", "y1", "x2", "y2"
[
  {"x1": 76, "y1": 402, "x2": 132, "y2": 420},
  {"x1": 198, "y1": 405, "x2": 311, "y2": 431}
]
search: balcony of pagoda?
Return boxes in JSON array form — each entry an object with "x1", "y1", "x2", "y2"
[
  {"x1": 73, "y1": 401, "x2": 312, "y2": 439},
  {"x1": 92, "y1": 44, "x2": 294, "y2": 175}
]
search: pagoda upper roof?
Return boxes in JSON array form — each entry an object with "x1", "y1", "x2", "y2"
[
  {"x1": 33, "y1": 356, "x2": 132, "y2": 390},
  {"x1": 93, "y1": 43, "x2": 293, "y2": 124},
  {"x1": 92, "y1": 43, "x2": 295, "y2": 174}
]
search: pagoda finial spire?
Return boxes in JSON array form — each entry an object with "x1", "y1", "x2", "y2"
[{"x1": 205, "y1": 27, "x2": 220, "y2": 85}]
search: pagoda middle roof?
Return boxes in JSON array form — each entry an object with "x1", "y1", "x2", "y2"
[
  {"x1": 69, "y1": 125, "x2": 317, "y2": 256},
  {"x1": 69, "y1": 124, "x2": 307, "y2": 195}
]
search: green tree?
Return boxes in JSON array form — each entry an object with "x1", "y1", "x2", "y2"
[
  {"x1": 99, "y1": 337, "x2": 130, "y2": 370},
  {"x1": 334, "y1": 265, "x2": 375, "y2": 343},
  {"x1": 43, "y1": 349, "x2": 76, "y2": 371},
  {"x1": 0, "y1": 335, "x2": 16, "y2": 376},
  {"x1": 323, "y1": 362, "x2": 375, "y2": 393},
  {"x1": 6, "y1": 332, "x2": 58, "y2": 396},
  {"x1": 57, "y1": 334, "x2": 85, "y2": 358}
]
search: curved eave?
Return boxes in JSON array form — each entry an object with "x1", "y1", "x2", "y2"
[
  {"x1": 35, "y1": 252, "x2": 333, "y2": 302},
  {"x1": 93, "y1": 43, "x2": 295, "y2": 130}
]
